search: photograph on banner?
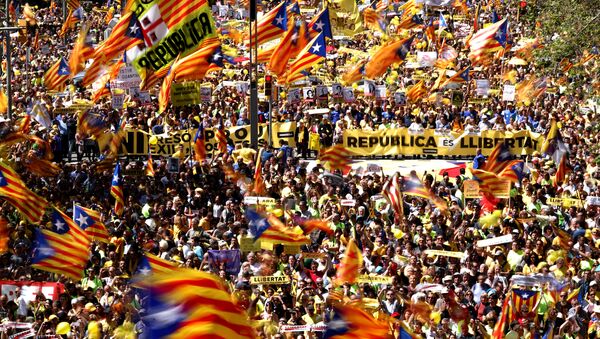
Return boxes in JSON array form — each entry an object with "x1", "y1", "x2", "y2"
[
  {"x1": 316, "y1": 85, "x2": 328, "y2": 100},
  {"x1": 394, "y1": 91, "x2": 406, "y2": 105},
  {"x1": 200, "y1": 86, "x2": 212, "y2": 102},
  {"x1": 288, "y1": 88, "x2": 302, "y2": 104},
  {"x1": 375, "y1": 85, "x2": 387, "y2": 100},
  {"x1": 417, "y1": 51, "x2": 437, "y2": 68},
  {"x1": 342, "y1": 128, "x2": 543, "y2": 157},
  {"x1": 343, "y1": 87, "x2": 355, "y2": 102},
  {"x1": 302, "y1": 87, "x2": 315, "y2": 102},
  {"x1": 331, "y1": 83, "x2": 343, "y2": 98},
  {"x1": 363, "y1": 81, "x2": 376, "y2": 97}
]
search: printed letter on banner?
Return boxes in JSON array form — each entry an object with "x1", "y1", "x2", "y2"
[{"x1": 131, "y1": 0, "x2": 217, "y2": 74}]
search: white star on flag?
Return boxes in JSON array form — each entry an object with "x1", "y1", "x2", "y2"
[
  {"x1": 138, "y1": 267, "x2": 151, "y2": 275},
  {"x1": 130, "y1": 23, "x2": 139, "y2": 34},
  {"x1": 39, "y1": 246, "x2": 55, "y2": 256},
  {"x1": 275, "y1": 16, "x2": 284, "y2": 25},
  {"x1": 113, "y1": 174, "x2": 119, "y2": 183},
  {"x1": 60, "y1": 68, "x2": 68, "y2": 74},
  {"x1": 76, "y1": 214, "x2": 89, "y2": 227},
  {"x1": 212, "y1": 53, "x2": 222, "y2": 61},
  {"x1": 54, "y1": 219, "x2": 66, "y2": 231},
  {"x1": 314, "y1": 21, "x2": 324, "y2": 31},
  {"x1": 312, "y1": 43, "x2": 322, "y2": 53}
]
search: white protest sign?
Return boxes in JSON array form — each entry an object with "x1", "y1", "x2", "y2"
[
  {"x1": 114, "y1": 65, "x2": 141, "y2": 89},
  {"x1": 340, "y1": 199, "x2": 356, "y2": 206},
  {"x1": 417, "y1": 51, "x2": 437, "y2": 68},
  {"x1": 477, "y1": 234, "x2": 513, "y2": 248},
  {"x1": 375, "y1": 85, "x2": 387, "y2": 99},
  {"x1": 475, "y1": 79, "x2": 490, "y2": 96},
  {"x1": 502, "y1": 84, "x2": 516, "y2": 101}
]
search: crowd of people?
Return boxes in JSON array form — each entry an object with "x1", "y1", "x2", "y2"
[{"x1": 0, "y1": 0, "x2": 599, "y2": 337}]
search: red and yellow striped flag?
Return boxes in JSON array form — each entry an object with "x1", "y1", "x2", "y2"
[
  {"x1": 44, "y1": 58, "x2": 70, "y2": 91},
  {"x1": 137, "y1": 268, "x2": 256, "y2": 338},
  {"x1": 32, "y1": 227, "x2": 90, "y2": 280},
  {"x1": 0, "y1": 161, "x2": 49, "y2": 224},
  {"x1": 172, "y1": 38, "x2": 220, "y2": 82},
  {"x1": 146, "y1": 152, "x2": 155, "y2": 177},
  {"x1": 318, "y1": 144, "x2": 351, "y2": 173},
  {"x1": 253, "y1": 151, "x2": 266, "y2": 196},
  {"x1": 406, "y1": 80, "x2": 427, "y2": 102},
  {"x1": 335, "y1": 238, "x2": 363, "y2": 285},
  {"x1": 69, "y1": 26, "x2": 95, "y2": 78}
]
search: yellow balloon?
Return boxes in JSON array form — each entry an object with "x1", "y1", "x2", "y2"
[
  {"x1": 280, "y1": 91, "x2": 286, "y2": 98},
  {"x1": 242, "y1": 69, "x2": 248, "y2": 75},
  {"x1": 352, "y1": 83, "x2": 358, "y2": 89},
  {"x1": 430, "y1": 311, "x2": 441, "y2": 325},
  {"x1": 149, "y1": 136, "x2": 158, "y2": 145},
  {"x1": 272, "y1": 209, "x2": 283, "y2": 217}
]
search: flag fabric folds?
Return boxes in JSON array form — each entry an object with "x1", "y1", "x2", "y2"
[
  {"x1": 194, "y1": 124, "x2": 207, "y2": 162},
  {"x1": 509, "y1": 289, "x2": 540, "y2": 323},
  {"x1": 364, "y1": 36, "x2": 413, "y2": 79},
  {"x1": 247, "y1": 1, "x2": 287, "y2": 47},
  {"x1": 51, "y1": 207, "x2": 91, "y2": 247},
  {"x1": 308, "y1": 7, "x2": 332, "y2": 39},
  {"x1": 158, "y1": 66, "x2": 176, "y2": 113},
  {"x1": 215, "y1": 122, "x2": 228, "y2": 154},
  {"x1": 73, "y1": 204, "x2": 110, "y2": 243},
  {"x1": 32, "y1": 227, "x2": 90, "y2": 281},
  {"x1": 404, "y1": 177, "x2": 447, "y2": 212},
  {"x1": 245, "y1": 208, "x2": 309, "y2": 245},
  {"x1": 318, "y1": 144, "x2": 351, "y2": 173},
  {"x1": 171, "y1": 38, "x2": 221, "y2": 81},
  {"x1": 323, "y1": 303, "x2": 388, "y2": 339},
  {"x1": 554, "y1": 153, "x2": 570, "y2": 187},
  {"x1": 0, "y1": 161, "x2": 48, "y2": 224},
  {"x1": 335, "y1": 238, "x2": 363, "y2": 285},
  {"x1": 492, "y1": 294, "x2": 510, "y2": 338},
  {"x1": 95, "y1": 12, "x2": 143, "y2": 64},
  {"x1": 382, "y1": 172, "x2": 404, "y2": 217},
  {"x1": 267, "y1": 20, "x2": 295, "y2": 77},
  {"x1": 468, "y1": 18, "x2": 507, "y2": 65},
  {"x1": 146, "y1": 152, "x2": 156, "y2": 177},
  {"x1": 136, "y1": 252, "x2": 178, "y2": 275},
  {"x1": 110, "y1": 163, "x2": 125, "y2": 216},
  {"x1": 137, "y1": 268, "x2": 256, "y2": 338},
  {"x1": 69, "y1": 26, "x2": 95, "y2": 77},
  {"x1": 253, "y1": 151, "x2": 266, "y2": 196},
  {"x1": 44, "y1": 58, "x2": 70, "y2": 91},
  {"x1": 286, "y1": 32, "x2": 326, "y2": 83}
]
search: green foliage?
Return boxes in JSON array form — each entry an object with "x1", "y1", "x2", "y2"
[{"x1": 523, "y1": 0, "x2": 600, "y2": 70}]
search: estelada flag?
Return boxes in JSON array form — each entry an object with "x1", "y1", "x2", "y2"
[
  {"x1": 334, "y1": 238, "x2": 363, "y2": 285},
  {"x1": 364, "y1": 36, "x2": 413, "y2": 80}
]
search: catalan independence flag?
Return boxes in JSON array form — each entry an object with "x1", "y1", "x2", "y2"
[
  {"x1": 492, "y1": 295, "x2": 510, "y2": 338},
  {"x1": 194, "y1": 124, "x2": 207, "y2": 162},
  {"x1": 69, "y1": 26, "x2": 95, "y2": 77},
  {"x1": 51, "y1": 207, "x2": 91, "y2": 249},
  {"x1": 32, "y1": 228, "x2": 90, "y2": 281},
  {"x1": 441, "y1": 66, "x2": 470, "y2": 88},
  {"x1": 267, "y1": 19, "x2": 295, "y2": 77},
  {"x1": 509, "y1": 289, "x2": 539, "y2": 323},
  {"x1": 146, "y1": 152, "x2": 156, "y2": 177},
  {"x1": 308, "y1": 7, "x2": 332, "y2": 39},
  {"x1": 158, "y1": 66, "x2": 176, "y2": 113},
  {"x1": 215, "y1": 120, "x2": 228, "y2": 154},
  {"x1": 404, "y1": 178, "x2": 447, "y2": 212},
  {"x1": 0, "y1": 161, "x2": 48, "y2": 224},
  {"x1": 73, "y1": 204, "x2": 109, "y2": 243},
  {"x1": 286, "y1": 32, "x2": 326, "y2": 83},
  {"x1": 468, "y1": 18, "x2": 507, "y2": 65},
  {"x1": 253, "y1": 150, "x2": 266, "y2": 196},
  {"x1": 382, "y1": 172, "x2": 404, "y2": 217},
  {"x1": 246, "y1": 1, "x2": 288, "y2": 47},
  {"x1": 364, "y1": 36, "x2": 413, "y2": 80},
  {"x1": 334, "y1": 238, "x2": 362, "y2": 285},
  {"x1": 318, "y1": 144, "x2": 351, "y2": 173},
  {"x1": 246, "y1": 208, "x2": 309, "y2": 245},
  {"x1": 110, "y1": 163, "x2": 125, "y2": 216},
  {"x1": 172, "y1": 38, "x2": 221, "y2": 81},
  {"x1": 323, "y1": 304, "x2": 389, "y2": 339},
  {"x1": 44, "y1": 58, "x2": 70, "y2": 91},
  {"x1": 136, "y1": 252, "x2": 178, "y2": 275},
  {"x1": 95, "y1": 11, "x2": 144, "y2": 64},
  {"x1": 59, "y1": 7, "x2": 84, "y2": 36},
  {"x1": 470, "y1": 167, "x2": 510, "y2": 198},
  {"x1": 138, "y1": 268, "x2": 256, "y2": 338}
]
